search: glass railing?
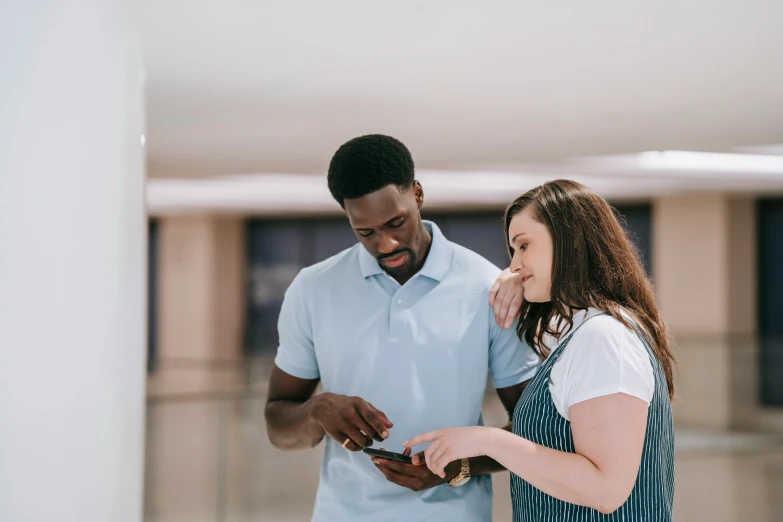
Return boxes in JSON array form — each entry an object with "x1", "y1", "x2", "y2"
[{"x1": 144, "y1": 351, "x2": 783, "y2": 522}]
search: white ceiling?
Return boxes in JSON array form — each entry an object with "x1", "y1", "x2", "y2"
[
  {"x1": 146, "y1": 151, "x2": 783, "y2": 215},
  {"x1": 142, "y1": 0, "x2": 783, "y2": 179}
]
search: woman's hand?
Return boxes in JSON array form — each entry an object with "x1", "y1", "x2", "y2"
[
  {"x1": 403, "y1": 427, "x2": 498, "y2": 478},
  {"x1": 489, "y1": 268, "x2": 525, "y2": 328}
]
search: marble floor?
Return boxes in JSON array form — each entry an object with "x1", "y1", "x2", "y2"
[{"x1": 144, "y1": 360, "x2": 783, "y2": 522}]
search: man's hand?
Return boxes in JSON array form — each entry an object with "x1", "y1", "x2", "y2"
[
  {"x1": 310, "y1": 393, "x2": 393, "y2": 451},
  {"x1": 489, "y1": 268, "x2": 525, "y2": 329},
  {"x1": 370, "y1": 447, "x2": 461, "y2": 492}
]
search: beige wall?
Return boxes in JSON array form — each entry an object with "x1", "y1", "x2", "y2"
[
  {"x1": 726, "y1": 198, "x2": 758, "y2": 335},
  {"x1": 157, "y1": 215, "x2": 245, "y2": 361},
  {"x1": 214, "y1": 219, "x2": 245, "y2": 356},
  {"x1": 654, "y1": 195, "x2": 730, "y2": 336},
  {"x1": 653, "y1": 195, "x2": 759, "y2": 429}
]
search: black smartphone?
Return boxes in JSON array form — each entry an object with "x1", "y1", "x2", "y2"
[{"x1": 363, "y1": 448, "x2": 413, "y2": 464}]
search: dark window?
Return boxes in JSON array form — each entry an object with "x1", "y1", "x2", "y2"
[
  {"x1": 613, "y1": 204, "x2": 653, "y2": 277},
  {"x1": 758, "y1": 198, "x2": 783, "y2": 406},
  {"x1": 244, "y1": 205, "x2": 654, "y2": 356},
  {"x1": 148, "y1": 219, "x2": 158, "y2": 372}
]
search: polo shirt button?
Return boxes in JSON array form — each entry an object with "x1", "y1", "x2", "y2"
[{"x1": 397, "y1": 299, "x2": 403, "y2": 304}]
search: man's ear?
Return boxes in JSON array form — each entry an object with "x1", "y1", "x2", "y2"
[{"x1": 413, "y1": 181, "x2": 424, "y2": 209}]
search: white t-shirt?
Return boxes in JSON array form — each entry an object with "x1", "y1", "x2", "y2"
[{"x1": 545, "y1": 308, "x2": 655, "y2": 421}]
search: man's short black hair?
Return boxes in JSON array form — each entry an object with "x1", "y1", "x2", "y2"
[{"x1": 327, "y1": 134, "x2": 415, "y2": 207}]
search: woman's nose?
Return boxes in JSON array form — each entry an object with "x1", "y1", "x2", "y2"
[{"x1": 509, "y1": 253, "x2": 523, "y2": 273}]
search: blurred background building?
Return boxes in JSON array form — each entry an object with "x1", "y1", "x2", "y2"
[{"x1": 3, "y1": 2, "x2": 783, "y2": 522}]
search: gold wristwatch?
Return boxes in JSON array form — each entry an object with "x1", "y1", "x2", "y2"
[{"x1": 448, "y1": 458, "x2": 471, "y2": 487}]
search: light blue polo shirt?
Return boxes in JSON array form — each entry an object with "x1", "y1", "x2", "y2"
[{"x1": 275, "y1": 221, "x2": 540, "y2": 522}]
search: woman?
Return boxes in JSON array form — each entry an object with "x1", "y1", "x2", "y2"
[{"x1": 404, "y1": 179, "x2": 676, "y2": 520}]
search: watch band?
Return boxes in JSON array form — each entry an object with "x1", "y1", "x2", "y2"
[{"x1": 448, "y1": 458, "x2": 471, "y2": 487}]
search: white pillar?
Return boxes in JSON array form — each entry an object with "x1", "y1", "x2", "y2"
[{"x1": 0, "y1": 3, "x2": 146, "y2": 522}]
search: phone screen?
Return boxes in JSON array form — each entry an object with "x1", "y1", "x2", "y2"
[{"x1": 362, "y1": 448, "x2": 413, "y2": 464}]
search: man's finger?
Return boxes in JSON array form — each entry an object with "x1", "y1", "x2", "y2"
[
  {"x1": 375, "y1": 408, "x2": 394, "y2": 429},
  {"x1": 372, "y1": 457, "x2": 407, "y2": 473},
  {"x1": 342, "y1": 426, "x2": 371, "y2": 450},
  {"x1": 351, "y1": 411, "x2": 384, "y2": 443},
  {"x1": 373, "y1": 463, "x2": 421, "y2": 490},
  {"x1": 373, "y1": 459, "x2": 417, "y2": 488},
  {"x1": 373, "y1": 462, "x2": 398, "y2": 481},
  {"x1": 334, "y1": 431, "x2": 362, "y2": 451},
  {"x1": 370, "y1": 405, "x2": 394, "y2": 429},
  {"x1": 411, "y1": 451, "x2": 426, "y2": 466},
  {"x1": 401, "y1": 446, "x2": 429, "y2": 470},
  {"x1": 373, "y1": 457, "x2": 427, "y2": 477},
  {"x1": 358, "y1": 403, "x2": 392, "y2": 439}
]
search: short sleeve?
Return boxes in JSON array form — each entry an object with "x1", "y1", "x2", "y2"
[
  {"x1": 273, "y1": 272, "x2": 320, "y2": 380},
  {"x1": 550, "y1": 316, "x2": 655, "y2": 420},
  {"x1": 488, "y1": 304, "x2": 540, "y2": 389}
]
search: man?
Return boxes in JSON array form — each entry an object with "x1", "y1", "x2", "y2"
[{"x1": 265, "y1": 134, "x2": 538, "y2": 522}]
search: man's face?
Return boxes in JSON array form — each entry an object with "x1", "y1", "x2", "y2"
[{"x1": 344, "y1": 182, "x2": 427, "y2": 280}]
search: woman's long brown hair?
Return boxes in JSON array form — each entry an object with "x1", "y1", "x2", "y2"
[{"x1": 504, "y1": 179, "x2": 677, "y2": 398}]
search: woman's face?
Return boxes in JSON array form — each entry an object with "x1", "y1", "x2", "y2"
[{"x1": 508, "y1": 207, "x2": 553, "y2": 303}]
